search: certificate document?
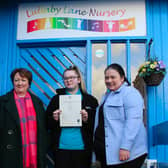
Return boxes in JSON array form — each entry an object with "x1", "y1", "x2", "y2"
[{"x1": 59, "y1": 95, "x2": 82, "y2": 127}]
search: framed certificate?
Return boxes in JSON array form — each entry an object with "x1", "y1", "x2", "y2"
[{"x1": 59, "y1": 95, "x2": 82, "y2": 127}]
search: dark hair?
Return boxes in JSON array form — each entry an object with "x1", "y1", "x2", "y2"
[
  {"x1": 104, "y1": 63, "x2": 131, "y2": 86},
  {"x1": 63, "y1": 65, "x2": 87, "y2": 93},
  {"x1": 10, "y1": 68, "x2": 32, "y2": 85}
]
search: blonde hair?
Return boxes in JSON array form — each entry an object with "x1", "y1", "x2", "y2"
[{"x1": 63, "y1": 65, "x2": 87, "y2": 93}]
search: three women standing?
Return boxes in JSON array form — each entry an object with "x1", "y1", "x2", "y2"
[{"x1": 0, "y1": 64, "x2": 147, "y2": 168}]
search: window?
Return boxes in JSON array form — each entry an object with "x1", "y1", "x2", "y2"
[
  {"x1": 92, "y1": 43, "x2": 107, "y2": 101},
  {"x1": 92, "y1": 40, "x2": 147, "y2": 105}
]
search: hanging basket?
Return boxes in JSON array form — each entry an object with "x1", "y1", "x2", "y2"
[{"x1": 143, "y1": 72, "x2": 165, "y2": 86}]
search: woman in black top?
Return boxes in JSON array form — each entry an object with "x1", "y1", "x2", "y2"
[{"x1": 46, "y1": 65, "x2": 98, "y2": 168}]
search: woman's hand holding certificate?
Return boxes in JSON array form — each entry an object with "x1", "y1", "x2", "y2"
[
  {"x1": 53, "y1": 109, "x2": 62, "y2": 121},
  {"x1": 80, "y1": 109, "x2": 88, "y2": 122}
]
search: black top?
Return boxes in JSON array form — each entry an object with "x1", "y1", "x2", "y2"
[
  {"x1": 46, "y1": 88, "x2": 98, "y2": 151},
  {"x1": 94, "y1": 102, "x2": 106, "y2": 160},
  {"x1": 94, "y1": 93, "x2": 110, "y2": 161},
  {"x1": 0, "y1": 90, "x2": 48, "y2": 168}
]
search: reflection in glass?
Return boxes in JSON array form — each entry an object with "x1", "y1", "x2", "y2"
[
  {"x1": 131, "y1": 43, "x2": 147, "y2": 127},
  {"x1": 92, "y1": 43, "x2": 107, "y2": 101},
  {"x1": 111, "y1": 43, "x2": 126, "y2": 73},
  {"x1": 131, "y1": 43, "x2": 146, "y2": 83}
]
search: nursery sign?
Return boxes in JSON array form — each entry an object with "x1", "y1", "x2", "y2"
[{"x1": 17, "y1": 0, "x2": 146, "y2": 40}]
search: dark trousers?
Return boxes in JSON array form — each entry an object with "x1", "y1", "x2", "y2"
[
  {"x1": 98, "y1": 154, "x2": 147, "y2": 168},
  {"x1": 54, "y1": 149, "x2": 91, "y2": 168}
]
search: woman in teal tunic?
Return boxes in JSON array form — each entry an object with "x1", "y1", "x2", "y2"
[{"x1": 46, "y1": 65, "x2": 98, "y2": 168}]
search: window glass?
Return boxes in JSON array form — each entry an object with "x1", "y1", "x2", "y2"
[
  {"x1": 92, "y1": 43, "x2": 107, "y2": 101},
  {"x1": 131, "y1": 43, "x2": 146, "y2": 83},
  {"x1": 111, "y1": 43, "x2": 126, "y2": 73},
  {"x1": 131, "y1": 43, "x2": 147, "y2": 126}
]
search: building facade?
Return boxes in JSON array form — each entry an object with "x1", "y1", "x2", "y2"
[{"x1": 1, "y1": 0, "x2": 168, "y2": 167}]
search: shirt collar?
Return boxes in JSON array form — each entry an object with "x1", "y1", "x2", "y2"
[
  {"x1": 65, "y1": 88, "x2": 81, "y2": 95},
  {"x1": 109, "y1": 82, "x2": 128, "y2": 94}
]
